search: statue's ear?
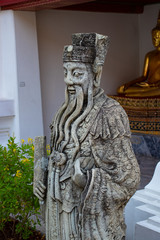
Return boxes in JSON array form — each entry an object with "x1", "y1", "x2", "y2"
[{"x1": 93, "y1": 66, "x2": 102, "y2": 88}]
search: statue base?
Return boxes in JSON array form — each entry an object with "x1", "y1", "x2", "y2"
[
  {"x1": 125, "y1": 162, "x2": 160, "y2": 240},
  {"x1": 110, "y1": 95, "x2": 160, "y2": 135},
  {"x1": 131, "y1": 133, "x2": 160, "y2": 159}
]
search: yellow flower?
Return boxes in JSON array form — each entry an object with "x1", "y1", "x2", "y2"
[
  {"x1": 46, "y1": 145, "x2": 50, "y2": 155},
  {"x1": 16, "y1": 170, "x2": 22, "y2": 178},
  {"x1": 21, "y1": 139, "x2": 25, "y2": 144},
  {"x1": 46, "y1": 144, "x2": 50, "y2": 150},
  {"x1": 28, "y1": 138, "x2": 33, "y2": 144},
  {"x1": 47, "y1": 150, "x2": 50, "y2": 155},
  {"x1": 13, "y1": 149, "x2": 16, "y2": 153},
  {"x1": 4, "y1": 166, "x2": 9, "y2": 171},
  {"x1": 32, "y1": 145, "x2": 34, "y2": 151},
  {"x1": 22, "y1": 158, "x2": 29, "y2": 164}
]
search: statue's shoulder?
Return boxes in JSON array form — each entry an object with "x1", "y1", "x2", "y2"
[
  {"x1": 145, "y1": 49, "x2": 158, "y2": 59},
  {"x1": 90, "y1": 95, "x2": 131, "y2": 139},
  {"x1": 103, "y1": 95, "x2": 121, "y2": 108}
]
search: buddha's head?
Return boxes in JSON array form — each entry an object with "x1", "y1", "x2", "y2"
[
  {"x1": 152, "y1": 11, "x2": 160, "y2": 49},
  {"x1": 152, "y1": 29, "x2": 160, "y2": 48}
]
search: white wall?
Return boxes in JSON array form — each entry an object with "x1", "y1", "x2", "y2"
[
  {"x1": 36, "y1": 10, "x2": 139, "y2": 141},
  {"x1": 0, "y1": 10, "x2": 44, "y2": 144},
  {"x1": 14, "y1": 11, "x2": 44, "y2": 141},
  {"x1": 0, "y1": 10, "x2": 20, "y2": 141}
]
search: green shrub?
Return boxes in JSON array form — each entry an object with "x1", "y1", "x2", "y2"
[{"x1": 0, "y1": 136, "x2": 40, "y2": 239}]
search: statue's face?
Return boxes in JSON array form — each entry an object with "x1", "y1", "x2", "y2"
[
  {"x1": 63, "y1": 62, "x2": 93, "y2": 96},
  {"x1": 152, "y1": 30, "x2": 160, "y2": 48}
]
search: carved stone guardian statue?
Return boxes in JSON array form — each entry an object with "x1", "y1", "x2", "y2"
[{"x1": 34, "y1": 33, "x2": 140, "y2": 240}]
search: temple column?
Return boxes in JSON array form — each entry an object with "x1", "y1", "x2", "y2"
[{"x1": 0, "y1": 10, "x2": 43, "y2": 144}]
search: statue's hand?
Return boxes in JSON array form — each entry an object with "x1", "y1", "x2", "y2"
[
  {"x1": 124, "y1": 82, "x2": 133, "y2": 90},
  {"x1": 136, "y1": 82, "x2": 150, "y2": 87},
  {"x1": 50, "y1": 151, "x2": 66, "y2": 166},
  {"x1": 34, "y1": 181, "x2": 46, "y2": 202},
  {"x1": 124, "y1": 76, "x2": 147, "y2": 91},
  {"x1": 72, "y1": 158, "x2": 87, "y2": 188},
  {"x1": 153, "y1": 81, "x2": 160, "y2": 87}
]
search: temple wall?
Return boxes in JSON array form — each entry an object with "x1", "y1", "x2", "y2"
[
  {"x1": 14, "y1": 11, "x2": 44, "y2": 141},
  {"x1": 0, "y1": 10, "x2": 20, "y2": 144},
  {"x1": 0, "y1": 10, "x2": 44, "y2": 144}
]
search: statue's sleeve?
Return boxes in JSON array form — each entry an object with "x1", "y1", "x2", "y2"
[
  {"x1": 81, "y1": 101, "x2": 140, "y2": 239},
  {"x1": 89, "y1": 100, "x2": 140, "y2": 201},
  {"x1": 90, "y1": 97, "x2": 131, "y2": 139}
]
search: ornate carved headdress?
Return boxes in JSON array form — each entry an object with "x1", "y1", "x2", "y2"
[{"x1": 63, "y1": 33, "x2": 110, "y2": 67}]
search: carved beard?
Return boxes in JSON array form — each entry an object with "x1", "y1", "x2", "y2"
[{"x1": 53, "y1": 80, "x2": 93, "y2": 159}]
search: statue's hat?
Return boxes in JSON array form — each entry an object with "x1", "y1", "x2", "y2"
[{"x1": 63, "y1": 33, "x2": 110, "y2": 67}]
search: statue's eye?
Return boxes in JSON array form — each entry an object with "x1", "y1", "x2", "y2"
[
  {"x1": 73, "y1": 71, "x2": 83, "y2": 78},
  {"x1": 73, "y1": 71, "x2": 80, "y2": 77},
  {"x1": 64, "y1": 70, "x2": 67, "y2": 77}
]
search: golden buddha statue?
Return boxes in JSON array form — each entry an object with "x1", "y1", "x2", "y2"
[{"x1": 117, "y1": 12, "x2": 160, "y2": 97}]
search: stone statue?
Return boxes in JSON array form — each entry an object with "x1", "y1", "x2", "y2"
[
  {"x1": 34, "y1": 33, "x2": 140, "y2": 240},
  {"x1": 117, "y1": 11, "x2": 160, "y2": 97}
]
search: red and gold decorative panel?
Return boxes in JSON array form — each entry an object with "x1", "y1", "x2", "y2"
[{"x1": 110, "y1": 95, "x2": 160, "y2": 135}]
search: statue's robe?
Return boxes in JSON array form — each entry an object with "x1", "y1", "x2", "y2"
[{"x1": 46, "y1": 89, "x2": 140, "y2": 240}]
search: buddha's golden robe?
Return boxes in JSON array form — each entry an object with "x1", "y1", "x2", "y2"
[{"x1": 117, "y1": 26, "x2": 160, "y2": 97}]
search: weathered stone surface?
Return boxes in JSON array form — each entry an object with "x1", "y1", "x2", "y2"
[
  {"x1": 33, "y1": 136, "x2": 48, "y2": 218},
  {"x1": 34, "y1": 33, "x2": 140, "y2": 240}
]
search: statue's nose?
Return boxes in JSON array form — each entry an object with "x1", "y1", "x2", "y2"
[{"x1": 65, "y1": 73, "x2": 73, "y2": 85}]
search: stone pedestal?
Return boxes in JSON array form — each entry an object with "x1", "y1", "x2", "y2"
[
  {"x1": 125, "y1": 162, "x2": 160, "y2": 240},
  {"x1": 135, "y1": 216, "x2": 160, "y2": 240}
]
